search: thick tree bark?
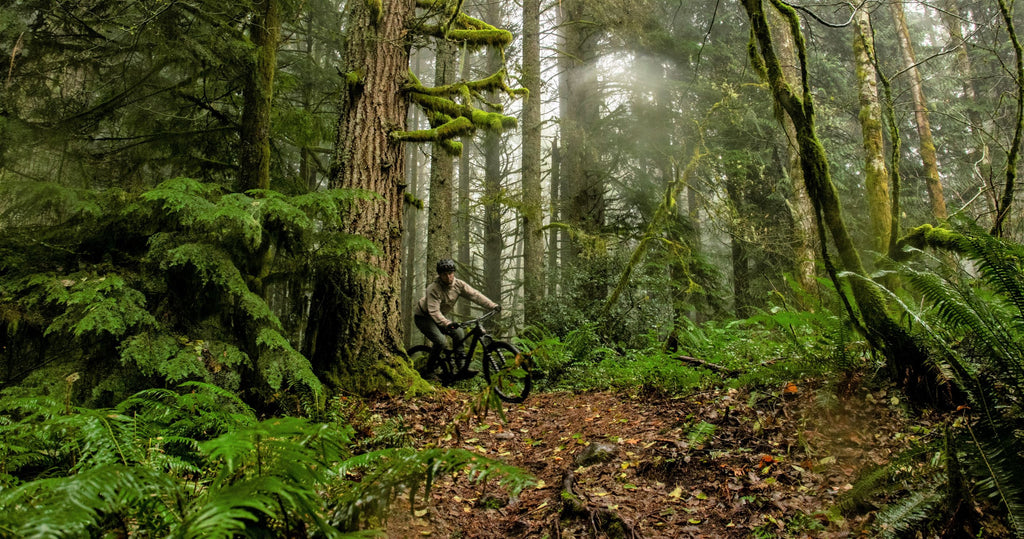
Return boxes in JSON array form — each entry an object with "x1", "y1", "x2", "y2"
[
  {"x1": 521, "y1": 0, "x2": 544, "y2": 321},
  {"x1": 889, "y1": 1, "x2": 948, "y2": 221},
  {"x1": 238, "y1": 0, "x2": 280, "y2": 192},
  {"x1": 426, "y1": 40, "x2": 456, "y2": 273},
  {"x1": 314, "y1": 0, "x2": 424, "y2": 395},
  {"x1": 853, "y1": 8, "x2": 892, "y2": 253}
]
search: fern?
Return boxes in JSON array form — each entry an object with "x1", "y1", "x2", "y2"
[
  {"x1": 848, "y1": 218, "x2": 1024, "y2": 537},
  {"x1": 332, "y1": 447, "x2": 536, "y2": 530},
  {"x1": 875, "y1": 489, "x2": 943, "y2": 538},
  {"x1": 1, "y1": 383, "x2": 531, "y2": 537}
]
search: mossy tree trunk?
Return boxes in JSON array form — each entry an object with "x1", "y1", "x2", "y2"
[
  {"x1": 853, "y1": 7, "x2": 892, "y2": 254},
  {"x1": 313, "y1": 0, "x2": 425, "y2": 395},
  {"x1": 521, "y1": 0, "x2": 545, "y2": 321},
  {"x1": 889, "y1": 1, "x2": 948, "y2": 221},
  {"x1": 482, "y1": 0, "x2": 504, "y2": 305},
  {"x1": 457, "y1": 51, "x2": 473, "y2": 319},
  {"x1": 238, "y1": 0, "x2": 280, "y2": 194},
  {"x1": 769, "y1": 8, "x2": 817, "y2": 296},
  {"x1": 742, "y1": 0, "x2": 947, "y2": 405},
  {"x1": 426, "y1": 40, "x2": 456, "y2": 274}
]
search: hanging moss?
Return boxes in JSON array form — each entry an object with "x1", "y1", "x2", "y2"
[
  {"x1": 440, "y1": 139, "x2": 463, "y2": 156},
  {"x1": 366, "y1": 0, "x2": 382, "y2": 26},
  {"x1": 403, "y1": 192, "x2": 424, "y2": 209},
  {"x1": 391, "y1": 116, "x2": 474, "y2": 143}
]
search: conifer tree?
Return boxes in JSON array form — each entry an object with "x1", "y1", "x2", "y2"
[{"x1": 311, "y1": 0, "x2": 523, "y2": 394}]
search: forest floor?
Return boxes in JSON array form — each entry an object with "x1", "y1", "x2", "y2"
[{"x1": 371, "y1": 375, "x2": 926, "y2": 538}]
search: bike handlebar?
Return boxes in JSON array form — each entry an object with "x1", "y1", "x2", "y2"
[{"x1": 450, "y1": 307, "x2": 500, "y2": 329}]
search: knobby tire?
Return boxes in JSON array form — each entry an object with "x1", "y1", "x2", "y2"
[{"x1": 483, "y1": 341, "x2": 532, "y2": 403}]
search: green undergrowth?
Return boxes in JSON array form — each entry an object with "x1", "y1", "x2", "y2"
[
  {"x1": 517, "y1": 298, "x2": 863, "y2": 397},
  {"x1": 0, "y1": 382, "x2": 534, "y2": 537}
]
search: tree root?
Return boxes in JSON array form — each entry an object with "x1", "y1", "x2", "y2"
[{"x1": 552, "y1": 469, "x2": 641, "y2": 539}]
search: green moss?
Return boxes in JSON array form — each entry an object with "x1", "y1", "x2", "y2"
[
  {"x1": 403, "y1": 192, "x2": 424, "y2": 209},
  {"x1": 344, "y1": 69, "x2": 365, "y2": 87},
  {"x1": 895, "y1": 224, "x2": 963, "y2": 259},
  {"x1": 440, "y1": 139, "x2": 463, "y2": 156},
  {"x1": 390, "y1": 116, "x2": 474, "y2": 143},
  {"x1": 366, "y1": 0, "x2": 382, "y2": 25}
]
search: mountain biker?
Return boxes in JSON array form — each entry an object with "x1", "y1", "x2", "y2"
[{"x1": 414, "y1": 258, "x2": 500, "y2": 377}]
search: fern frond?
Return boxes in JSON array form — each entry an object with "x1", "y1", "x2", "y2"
[
  {"x1": 875, "y1": 488, "x2": 943, "y2": 538},
  {"x1": 332, "y1": 447, "x2": 534, "y2": 529}
]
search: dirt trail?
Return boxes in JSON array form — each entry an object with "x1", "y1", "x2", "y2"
[{"x1": 375, "y1": 381, "x2": 913, "y2": 538}]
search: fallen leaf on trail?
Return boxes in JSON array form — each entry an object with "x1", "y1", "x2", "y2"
[{"x1": 668, "y1": 486, "x2": 683, "y2": 499}]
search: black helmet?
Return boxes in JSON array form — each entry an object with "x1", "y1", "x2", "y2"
[{"x1": 436, "y1": 258, "x2": 456, "y2": 273}]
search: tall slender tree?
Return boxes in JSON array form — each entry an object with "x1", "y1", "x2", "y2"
[
  {"x1": 769, "y1": 7, "x2": 817, "y2": 293},
  {"x1": 521, "y1": 0, "x2": 545, "y2": 320},
  {"x1": 853, "y1": 7, "x2": 892, "y2": 253},
  {"x1": 889, "y1": 0, "x2": 948, "y2": 221},
  {"x1": 426, "y1": 41, "x2": 457, "y2": 271}
]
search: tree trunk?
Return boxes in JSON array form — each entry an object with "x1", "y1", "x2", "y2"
[
  {"x1": 402, "y1": 60, "x2": 423, "y2": 347},
  {"x1": 726, "y1": 172, "x2": 750, "y2": 318},
  {"x1": 743, "y1": 0, "x2": 947, "y2": 406},
  {"x1": 456, "y1": 50, "x2": 473, "y2": 319},
  {"x1": 482, "y1": 0, "x2": 504, "y2": 305},
  {"x1": 940, "y1": 0, "x2": 995, "y2": 223},
  {"x1": 559, "y1": 0, "x2": 604, "y2": 263},
  {"x1": 521, "y1": 0, "x2": 544, "y2": 321},
  {"x1": 314, "y1": 0, "x2": 424, "y2": 395},
  {"x1": 426, "y1": 40, "x2": 456, "y2": 273},
  {"x1": 548, "y1": 138, "x2": 561, "y2": 298},
  {"x1": 238, "y1": 0, "x2": 280, "y2": 192},
  {"x1": 890, "y1": 1, "x2": 948, "y2": 220},
  {"x1": 769, "y1": 7, "x2": 817, "y2": 295},
  {"x1": 853, "y1": 7, "x2": 892, "y2": 254}
]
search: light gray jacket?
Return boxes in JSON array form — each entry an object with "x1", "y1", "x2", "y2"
[{"x1": 415, "y1": 277, "x2": 497, "y2": 326}]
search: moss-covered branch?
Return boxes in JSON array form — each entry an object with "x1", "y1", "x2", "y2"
[
  {"x1": 394, "y1": 0, "x2": 524, "y2": 155},
  {"x1": 390, "y1": 115, "x2": 474, "y2": 144},
  {"x1": 894, "y1": 224, "x2": 963, "y2": 259}
]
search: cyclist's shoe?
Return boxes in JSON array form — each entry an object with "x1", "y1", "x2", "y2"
[{"x1": 453, "y1": 367, "x2": 478, "y2": 381}]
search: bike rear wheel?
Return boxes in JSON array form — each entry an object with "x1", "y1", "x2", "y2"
[
  {"x1": 482, "y1": 341, "x2": 532, "y2": 403},
  {"x1": 407, "y1": 345, "x2": 435, "y2": 377}
]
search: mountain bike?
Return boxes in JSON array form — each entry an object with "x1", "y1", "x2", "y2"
[{"x1": 407, "y1": 308, "x2": 532, "y2": 403}]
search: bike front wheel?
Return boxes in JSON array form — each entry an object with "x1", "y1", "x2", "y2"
[{"x1": 482, "y1": 341, "x2": 532, "y2": 403}]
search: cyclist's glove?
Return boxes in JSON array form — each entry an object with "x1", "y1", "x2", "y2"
[
  {"x1": 494, "y1": 304, "x2": 502, "y2": 313},
  {"x1": 443, "y1": 322, "x2": 459, "y2": 334}
]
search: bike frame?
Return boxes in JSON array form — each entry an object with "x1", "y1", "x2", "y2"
[{"x1": 433, "y1": 308, "x2": 499, "y2": 366}]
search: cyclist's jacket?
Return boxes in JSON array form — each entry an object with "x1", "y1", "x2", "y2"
[{"x1": 415, "y1": 277, "x2": 497, "y2": 327}]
